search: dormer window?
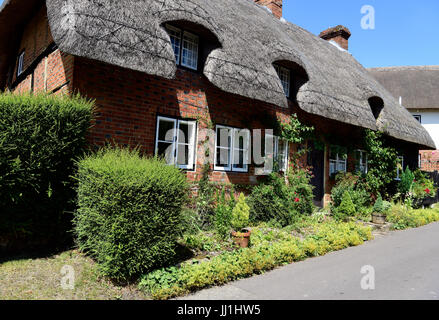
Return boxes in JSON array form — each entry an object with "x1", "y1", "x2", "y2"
[
  {"x1": 166, "y1": 24, "x2": 199, "y2": 71},
  {"x1": 17, "y1": 51, "x2": 25, "y2": 76},
  {"x1": 274, "y1": 64, "x2": 291, "y2": 97}
]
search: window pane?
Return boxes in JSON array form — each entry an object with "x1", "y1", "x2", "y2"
[
  {"x1": 233, "y1": 149, "x2": 245, "y2": 170},
  {"x1": 217, "y1": 127, "x2": 231, "y2": 148},
  {"x1": 274, "y1": 65, "x2": 290, "y2": 97},
  {"x1": 181, "y1": 32, "x2": 198, "y2": 70},
  {"x1": 178, "y1": 122, "x2": 195, "y2": 144},
  {"x1": 158, "y1": 119, "x2": 175, "y2": 142},
  {"x1": 166, "y1": 26, "x2": 181, "y2": 64},
  {"x1": 158, "y1": 142, "x2": 175, "y2": 165},
  {"x1": 177, "y1": 144, "x2": 189, "y2": 166},
  {"x1": 216, "y1": 147, "x2": 230, "y2": 167}
]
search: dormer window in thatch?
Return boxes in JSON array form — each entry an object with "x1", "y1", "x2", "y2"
[
  {"x1": 164, "y1": 21, "x2": 222, "y2": 73},
  {"x1": 166, "y1": 24, "x2": 199, "y2": 70},
  {"x1": 274, "y1": 64, "x2": 291, "y2": 97},
  {"x1": 273, "y1": 61, "x2": 309, "y2": 103},
  {"x1": 368, "y1": 96, "x2": 385, "y2": 120}
]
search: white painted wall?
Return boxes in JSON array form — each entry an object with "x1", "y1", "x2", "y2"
[{"x1": 410, "y1": 110, "x2": 439, "y2": 149}]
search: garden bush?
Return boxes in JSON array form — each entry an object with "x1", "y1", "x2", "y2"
[
  {"x1": 334, "y1": 191, "x2": 356, "y2": 221},
  {"x1": 231, "y1": 193, "x2": 250, "y2": 231},
  {"x1": 74, "y1": 147, "x2": 189, "y2": 281},
  {"x1": 387, "y1": 204, "x2": 439, "y2": 230},
  {"x1": 330, "y1": 173, "x2": 371, "y2": 216},
  {"x1": 0, "y1": 93, "x2": 94, "y2": 252},
  {"x1": 214, "y1": 188, "x2": 234, "y2": 239},
  {"x1": 248, "y1": 167, "x2": 314, "y2": 227}
]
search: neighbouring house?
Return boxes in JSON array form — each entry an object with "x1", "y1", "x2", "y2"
[
  {"x1": 369, "y1": 66, "x2": 439, "y2": 172},
  {"x1": 0, "y1": 0, "x2": 434, "y2": 207}
]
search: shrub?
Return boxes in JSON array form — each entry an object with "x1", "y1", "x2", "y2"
[
  {"x1": 0, "y1": 93, "x2": 94, "y2": 252},
  {"x1": 248, "y1": 173, "x2": 292, "y2": 226},
  {"x1": 248, "y1": 168, "x2": 314, "y2": 227},
  {"x1": 398, "y1": 167, "x2": 415, "y2": 196},
  {"x1": 231, "y1": 193, "x2": 250, "y2": 231},
  {"x1": 387, "y1": 205, "x2": 439, "y2": 230},
  {"x1": 330, "y1": 173, "x2": 370, "y2": 216},
  {"x1": 214, "y1": 188, "x2": 234, "y2": 239},
  {"x1": 334, "y1": 191, "x2": 356, "y2": 221},
  {"x1": 74, "y1": 147, "x2": 189, "y2": 281}
]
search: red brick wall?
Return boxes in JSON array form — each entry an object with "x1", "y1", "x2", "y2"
[
  {"x1": 11, "y1": 4, "x2": 74, "y2": 95},
  {"x1": 420, "y1": 150, "x2": 439, "y2": 172},
  {"x1": 73, "y1": 57, "x2": 294, "y2": 186},
  {"x1": 12, "y1": 4, "x2": 53, "y2": 84}
]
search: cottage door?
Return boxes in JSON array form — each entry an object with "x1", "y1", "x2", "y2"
[{"x1": 308, "y1": 143, "x2": 325, "y2": 204}]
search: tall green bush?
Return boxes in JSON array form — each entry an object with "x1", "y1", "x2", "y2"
[
  {"x1": 330, "y1": 173, "x2": 370, "y2": 215},
  {"x1": 0, "y1": 93, "x2": 93, "y2": 251},
  {"x1": 334, "y1": 191, "x2": 356, "y2": 221},
  {"x1": 74, "y1": 147, "x2": 188, "y2": 281}
]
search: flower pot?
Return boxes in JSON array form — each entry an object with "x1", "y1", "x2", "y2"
[
  {"x1": 231, "y1": 229, "x2": 251, "y2": 248},
  {"x1": 372, "y1": 212, "x2": 386, "y2": 225}
]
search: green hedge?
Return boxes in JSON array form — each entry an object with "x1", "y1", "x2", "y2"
[
  {"x1": 74, "y1": 147, "x2": 189, "y2": 281},
  {"x1": 0, "y1": 93, "x2": 94, "y2": 252}
]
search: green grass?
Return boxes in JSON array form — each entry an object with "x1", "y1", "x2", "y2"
[{"x1": 0, "y1": 250, "x2": 147, "y2": 300}]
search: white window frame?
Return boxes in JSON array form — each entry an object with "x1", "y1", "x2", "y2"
[
  {"x1": 264, "y1": 134, "x2": 289, "y2": 173},
  {"x1": 355, "y1": 149, "x2": 368, "y2": 174},
  {"x1": 214, "y1": 125, "x2": 250, "y2": 173},
  {"x1": 155, "y1": 116, "x2": 197, "y2": 170},
  {"x1": 181, "y1": 31, "x2": 199, "y2": 70},
  {"x1": 166, "y1": 24, "x2": 181, "y2": 66},
  {"x1": 413, "y1": 115, "x2": 422, "y2": 123},
  {"x1": 329, "y1": 147, "x2": 347, "y2": 176},
  {"x1": 165, "y1": 25, "x2": 199, "y2": 71},
  {"x1": 396, "y1": 156, "x2": 404, "y2": 180},
  {"x1": 274, "y1": 64, "x2": 291, "y2": 97},
  {"x1": 17, "y1": 51, "x2": 25, "y2": 76}
]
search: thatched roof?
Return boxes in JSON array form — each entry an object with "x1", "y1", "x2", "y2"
[
  {"x1": 369, "y1": 66, "x2": 439, "y2": 110},
  {"x1": 0, "y1": 0, "x2": 434, "y2": 149}
]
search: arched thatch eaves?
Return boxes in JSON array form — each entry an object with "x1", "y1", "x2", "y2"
[
  {"x1": 47, "y1": 0, "x2": 179, "y2": 79},
  {"x1": 40, "y1": 0, "x2": 435, "y2": 148}
]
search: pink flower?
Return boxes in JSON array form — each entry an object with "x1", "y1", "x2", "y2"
[{"x1": 295, "y1": 198, "x2": 300, "y2": 203}]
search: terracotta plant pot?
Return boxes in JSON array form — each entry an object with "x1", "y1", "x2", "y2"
[
  {"x1": 231, "y1": 229, "x2": 251, "y2": 248},
  {"x1": 372, "y1": 212, "x2": 386, "y2": 225}
]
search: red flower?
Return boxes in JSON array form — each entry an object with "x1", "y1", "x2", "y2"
[
  {"x1": 295, "y1": 197, "x2": 300, "y2": 202},
  {"x1": 425, "y1": 188, "x2": 431, "y2": 194}
]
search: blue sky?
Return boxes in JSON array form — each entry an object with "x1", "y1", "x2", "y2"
[
  {"x1": 2, "y1": 0, "x2": 437, "y2": 68},
  {"x1": 284, "y1": 0, "x2": 439, "y2": 68}
]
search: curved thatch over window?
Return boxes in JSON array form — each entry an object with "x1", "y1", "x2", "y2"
[
  {"x1": 368, "y1": 96, "x2": 384, "y2": 120},
  {"x1": 273, "y1": 60, "x2": 309, "y2": 104},
  {"x1": 162, "y1": 20, "x2": 222, "y2": 72}
]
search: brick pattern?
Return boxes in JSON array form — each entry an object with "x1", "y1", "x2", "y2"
[
  {"x1": 12, "y1": 5, "x2": 53, "y2": 83},
  {"x1": 73, "y1": 56, "x2": 293, "y2": 186},
  {"x1": 420, "y1": 150, "x2": 439, "y2": 172}
]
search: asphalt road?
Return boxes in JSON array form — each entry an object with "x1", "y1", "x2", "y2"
[{"x1": 179, "y1": 222, "x2": 439, "y2": 300}]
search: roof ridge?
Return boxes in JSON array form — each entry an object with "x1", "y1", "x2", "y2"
[{"x1": 368, "y1": 65, "x2": 439, "y2": 71}]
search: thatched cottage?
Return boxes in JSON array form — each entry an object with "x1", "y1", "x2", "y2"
[
  {"x1": 0, "y1": 0, "x2": 434, "y2": 206},
  {"x1": 369, "y1": 66, "x2": 439, "y2": 172}
]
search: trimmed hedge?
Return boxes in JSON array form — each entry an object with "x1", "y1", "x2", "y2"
[
  {"x1": 74, "y1": 147, "x2": 189, "y2": 281},
  {"x1": 0, "y1": 93, "x2": 94, "y2": 252}
]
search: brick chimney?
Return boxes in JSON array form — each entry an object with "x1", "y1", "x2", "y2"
[
  {"x1": 254, "y1": 0, "x2": 283, "y2": 19},
  {"x1": 319, "y1": 25, "x2": 351, "y2": 51}
]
